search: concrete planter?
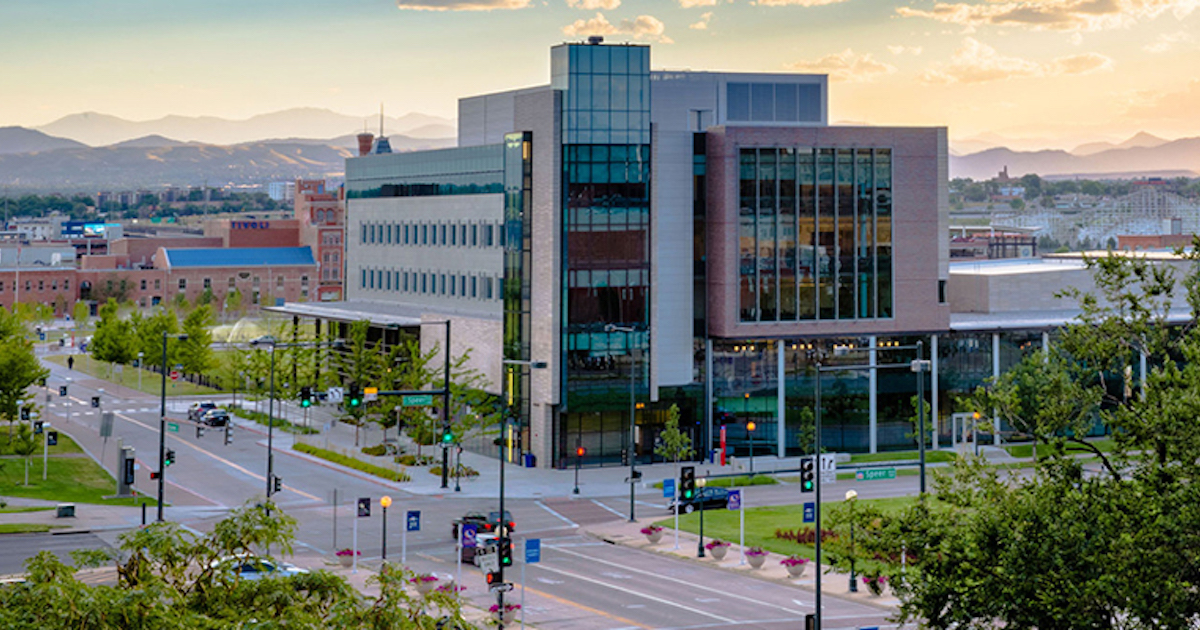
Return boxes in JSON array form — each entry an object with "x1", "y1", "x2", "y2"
[
  {"x1": 645, "y1": 530, "x2": 663, "y2": 544},
  {"x1": 709, "y1": 544, "x2": 729, "y2": 560},
  {"x1": 338, "y1": 555, "x2": 353, "y2": 568},
  {"x1": 785, "y1": 562, "x2": 808, "y2": 578},
  {"x1": 747, "y1": 553, "x2": 767, "y2": 569},
  {"x1": 415, "y1": 579, "x2": 437, "y2": 595}
]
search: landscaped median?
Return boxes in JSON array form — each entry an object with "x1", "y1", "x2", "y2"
[
  {"x1": 0, "y1": 432, "x2": 153, "y2": 506},
  {"x1": 292, "y1": 443, "x2": 411, "y2": 482}
]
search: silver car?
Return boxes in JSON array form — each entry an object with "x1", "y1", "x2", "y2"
[{"x1": 211, "y1": 555, "x2": 309, "y2": 581}]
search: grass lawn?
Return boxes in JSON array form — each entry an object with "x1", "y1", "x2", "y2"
[
  {"x1": 653, "y1": 475, "x2": 778, "y2": 490},
  {"x1": 1005, "y1": 438, "x2": 1115, "y2": 459},
  {"x1": 0, "y1": 523, "x2": 67, "y2": 534},
  {"x1": 45, "y1": 354, "x2": 221, "y2": 397},
  {"x1": 653, "y1": 496, "x2": 934, "y2": 568},
  {"x1": 0, "y1": 506, "x2": 54, "y2": 514},
  {"x1": 0, "y1": 431, "x2": 84, "y2": 456},
  {"x1": 850, "y1": 450, "x2": 958, "y2": 464},
  {"x1": 0, "y1": 447, "x2": 154, "y2": 506}
]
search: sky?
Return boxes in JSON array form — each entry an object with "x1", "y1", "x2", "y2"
[{"x1": 1, "y1": 0, "x2": 1198, "y2": 148}]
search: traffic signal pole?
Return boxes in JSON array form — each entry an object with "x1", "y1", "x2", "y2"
[{"x1": 814, "y1": 357, "x2": 823, "y2": 630}]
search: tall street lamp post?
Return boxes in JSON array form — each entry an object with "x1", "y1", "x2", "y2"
[
  {"x1": 846, "y1": 489, "x2": 859, "y2": 593},
  {"x1": 604, "y1": 323, "x2": 638, "y2": 522},
  {"x1": 696, "y1": 476, "x2": 708, "y2": 557},
  {"x1": 157, "y1": 332, "x2": 188, "y2": 522}
]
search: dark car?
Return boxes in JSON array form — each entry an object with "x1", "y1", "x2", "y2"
[
  {"x1": 188, "y1": 401, "x2": 218, "y2": 421},
  {"x1": 451, "y1": 510, "x2": 515, "y2": 540},
  {"x1": 200, "y1": 409, "x2": 230, "y2": 427},
  {"x1": 669, "y1": 486, "x2": 730, "y2": 514}
]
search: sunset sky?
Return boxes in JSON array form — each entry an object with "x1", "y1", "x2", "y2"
[{"x1": 1, "y1": 0, "x2": 1197, "y2": 149}]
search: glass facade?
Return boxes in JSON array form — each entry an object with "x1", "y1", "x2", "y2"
[
  {"x1": 345, "y1": 145, "x2": 503, "y2": 199},
  {"x1": 553, "y1": 43, "x2": 653, "y2": 467},
  {"x1": 726, "y1": 82, "x2": 822, "y2": 123},
  {"x1": 739, "y1": 147, "x2": 891, "y2": 322},
  {"x1": 503, "y1": 132, "x2": 534, "y2": 458}
]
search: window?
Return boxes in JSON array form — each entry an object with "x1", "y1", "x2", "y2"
[
  {"x1": 451, "y1": 224, "x2": 457, "y2": 246},
  {"x1": 0, "y1": 281, "x2": 4, "y2": 292},
  {"x1": 38, "y1": 280, "x2": 44, "y2": 291},
  {"x1": 141, "y1": 279, "x2": 147, "y2": 290},
  {"x1": 155, "y1": 279, "x2": 161, "y2": 290},
  {"x1": 440, "y1": 224, "x2": 447, "y2": 245},
  {"x1": 25, "y1": 281, "x2": 31, "y2": 292},
  {"x1": 51, "y1": 281, "x2": 57, "y2": 291},
  {"x1": 361, "y1": 269, "x2": 367, "y2": 288},
  {"x1": 361, "y1": 223, "x2": 367, "y2": 243},
  {"x1": 63, "y1": 279, "x2": 69, "y2": 291},
  {"x1": 471, "y1": 224, "x2": 478, "y2": 247},
  {"x1": 179, "y1": 278, "x2": 187, "y2": 291},
  {"x1": 228, "y1": 277, "x2": 236, "y2": 288},
  {"x1": 485, "y1": 277, "x2": 493, "y2": 299},
  {"x1": 440, "y1": 274, "x2": 446, "y2": 294},
  {"x1": 471, "y1": 276, "x2": 477, "y2": 298},
  {"x1": 301, "y1": 275, "x2": 309, "y2": 287},
  {"x1": 276, "y1": 276, "x2": 283, "y2": 289},
  {"x1": 203, "y1": 278, "x2": 212, "y2": 289},
  {"x1": 252, "y1": 276, "x2": 260, "y2": 288},
  {"x1": 485, "y1": 225, "x2": 494, "y2": 247}
]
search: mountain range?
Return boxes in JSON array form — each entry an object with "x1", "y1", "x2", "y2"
[
  {"x1": 949, "y1": 134, "x2": 1200, "y2": 180},
  {"x1": 34, "y1": 108, "x2": 455, "y2": 147}
]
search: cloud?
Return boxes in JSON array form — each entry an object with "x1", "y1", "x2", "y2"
[
  {"x1": 754, "y1": 0, "x2": 852, "y2": 6},
  {"x1": 1124, "y1": 80, "x2": 1200, "y2": 121},
  {"x1": 690, "y1": 11, "x2": 714, "y2": 28},
  {"x1": 396, "y1": 0, "x2": 530, "y2": 10},
  {"x1": 679, "y1": 0, "x2": 717, "y2": 6},
  {"x1": 562, "y1": 13, "x2": 674, "y2": 43},
  {"x1": 1144, "y1": 30, "x2": 1190, "y2": 52},
  {"x1": 896, "y1": 0, "x2": 1198, "y2": 32},
  {"x1": 887, "y1": 44, "x2": 924, "y2": 55},
  {"x1": 785, "y1": 49, "x2": 897, "y2": 82},
  {"x1": 567, "y1": 0, "x2": 620, "y2": 9},
  {"x1": 921, "y1": 37, "x2": 1113, "y2": 83}
]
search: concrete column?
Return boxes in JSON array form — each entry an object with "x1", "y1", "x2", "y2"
[
  {"x1": 868, "y1": 335, "x2": 878, "y2": 454},
  {"x1": 992, "y1": 332, "x2": 1001, "y2": 445},
  {"x1": 930, "y1": 334, "x2": 939, "y2": 450},
  {"x1": 777, "y1": 340, "x2": 786, "y2": 458}
]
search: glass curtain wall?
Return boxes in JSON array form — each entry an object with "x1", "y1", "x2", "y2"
[
  {"x1": 739, "y1": 147, "x2": 892, "y2": 323},
  {"x1": 502, "y1": 132, "x2": 533, "y2": 460},
  {"x1": 554, "y1": 44, "x2": 653, "y2": 467}
]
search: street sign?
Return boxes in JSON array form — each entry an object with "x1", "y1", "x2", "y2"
[
  {"x1": 460, "y1": 523, "x2": 478, "y2": 549},
  {"x1": 406, "y1": 510, "x2": 420, "y2": 532},
  {"x1": 820, "y1": 453, "x2": 837, "y2": 484},
  {"x1": 489, "y1": 582, "x2": 514, "y2": 593},
  {"x1": 364, "y1": 386, "x2": 379, "y2": 402},
  {"x1": 803, "y1": 502, "x2": 815, "y2": 523},
  {"x1": 403, "y1": 394, "x2": 434, "y2": 407},
  {"x1": 662, "y1": 478, "x2": 675, "y2": 498},
  {"x1": 327, "y1": 387, "x2": 343, "y2": 403},
  {"x1": 357, "y1": 497, "x2": 371, "y2": 518},
  {"x1": 855, "y1": 468, "x2": 897, "y2": 481},
  {"x1": 99, "y1": 412, "x2": 114, "y2": 438},
  {"x1": 477, "y1": 552, "x2": 499, "y2": 573},
  {"x1": 726, "y1": 489, "x2": 742, "y2": 511},
  {"x1": 47, "y1": 431, "x2": 58, "y2": 446},
  {"x1": 167, "y1": 422, "x2": 179, "y2": 433},
  {"x1": 169, "y1": 370, "x2": 180, "y2": 381},
  {"x1": 59, "y1": 385, "x2": 68, "y2": 397},
  {"x1": 525, "y1": 538, "x2": 541, "y2": 564}
]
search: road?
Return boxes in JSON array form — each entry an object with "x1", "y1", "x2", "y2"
[{"x1": 17, "y1": 357, "x2": 912, "y2": 629}]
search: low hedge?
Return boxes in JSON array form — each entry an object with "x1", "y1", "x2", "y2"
[
  {"x1": 429, "y1": 464, "x2": 479, "y2": 478},
  {"x1": 294, "y1": 443, "x2": 411, "y2": 482}
]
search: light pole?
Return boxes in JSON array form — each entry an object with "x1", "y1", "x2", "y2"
[
  {"x1": 137, "y1": 351, "x2": 144, "y2": 392},
  {"x1": 250, "y1": 335, "x2": 342, "y2": 504},
  {"x1": 808, "y1": 349, "x2": 826, "y2": 630},
  {"x1": 157, "y1": 332, "x2": 187, "y2": 522},
  {"x1": 746, "y1": 420, "x2": 756, "y2": 473},
  {"x1": 573, "y1": 444, "x2": 583, "y2": 494},
  {"x1": 846, "y1": 489, "x2": 859, "y2": 593},
  {"x1": 604, "y1": 323, "x2": 638, "y2": 522},
  {"x1": 380, "y1": 495, "x2": 392, "y2": 560},
  {"x1": 696, "y1": 476, "x2": 708, "y2": 557},
  {"x1": 498, "y1": 357, "x2": 546, "y2": 629}
]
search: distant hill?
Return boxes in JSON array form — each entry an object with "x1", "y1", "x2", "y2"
[
  {"x1": 0, "y1": 126, "x2": 87, "y2": 155},
  {"x1": 1071, "y1": 132, "x2": 1168, "y2": 157},
  {"x1": 36, "y1": 108, "x2": 456, "y2": 147},
  {"x1": 109, "y1": 135, "x2": 189, "y2": 149},
  {"x1": 950, "y1": 136, "x2": 1200, "y2": 180}
]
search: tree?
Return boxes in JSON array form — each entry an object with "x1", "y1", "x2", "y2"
[
  {"x1": 72, "y1": 301, "x2": 89, "y2": 329},
  {"x1": 654, "y1": 403, "x2": 694, "y2": 484},
  {"x1": 178, "y1": 304, "x2": 215, "y2": 376},
  {"x1": 90, "y1": 299, "x2": 136, "y2": 370},
  {"x1": 135, "y1": 307, "x2": 180, "y2": 371},
  {"x1": 224, "y1": 289, "x2": 243, "y2": 321},
  {"x1": 10, "y1": 422, "x2": 37, "y2": 486},
  {"x1": 791, "y1": 405, "x2": 817, "y2": 455},
  {"x1": 333, "y1": 320, "x2": 381, "y2": 446}
]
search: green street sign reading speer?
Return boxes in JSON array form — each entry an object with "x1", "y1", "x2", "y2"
[
  {"x1": 855, "y1": 468, "x2": 897, "y2": 481},
  {"x1": 167, "y1": 422, "x2": 180, "y2": 433},
  {"x1": 403, "y1": 394, "x2": 434, "y2": 407}
]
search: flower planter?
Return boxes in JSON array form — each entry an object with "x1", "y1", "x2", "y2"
[
  {"x1": 415, "y1": 580, "x2": 437, "y2": 595},
  {"x1": 746, "y1": 553, "x2": 766, "y2": 569},
  {"x1": 785, "y1": 563, "x2": 807, "y2": 578},
  {"x1": 645, "y1": 530, "x2": 663, "y2": 544},
  {"x1": 493, "y1": 610, "x2": 517, "y2": 624},
  {"x1": 709, "y1": 545, "x2": 728, "y2": 560},
  {"x1": 338, "y1": 555, "x2": 353, "y2": 568}
]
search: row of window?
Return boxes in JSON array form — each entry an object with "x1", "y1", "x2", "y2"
[
  {"x1": 359, "y1": 268, "x2": 499, "y2": 301},
  {"x1": 176, "y1": 276, "x2": 310, "y2": 292},
  {"x1": 359, "y1": 221, "x2": 503, "y2": 249},
  {"x1": 0, "y1": 278, "x2": 70, "y2": 293}
]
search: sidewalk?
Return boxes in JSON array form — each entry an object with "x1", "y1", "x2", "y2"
[{"x1": 583, "y1": 517, "x2": 902, "y2": 610}]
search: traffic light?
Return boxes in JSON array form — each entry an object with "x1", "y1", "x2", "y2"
[
  {"x1": 91, "y1": 396, "x2": 100, "y2": 408},
  {"x1": 576, "y1": 446, "x2": 586, "y2": 457},
  {"x1": 34, "y1": 421, "x2": 43, "y2": 435},
  {"x1": 150, "y1": 471, "x2": 160, "y2": 480},
  {"x1": 486, "y1": 569, "x2": 501, "y2": 585},
  {"x1": 299, "y1": 386, "x2": 312, "y2": 408},
  {"x1": 47, "y1": 431, "x2": 58, "y2": 446},
  {"x1": 165, "y1": 449, "x2": 176, "y2": 467},
  {"x1": 442, "y1": 428, "x2": 454, "y2": 444},
  {"x1": 680, "y1": 465, "x2": 695, "y2": 500},
  {"x1": 347, "y1": 385, "x2": 362, "y2": 408},
  {"x1": 498, "y1": 538, "x2": 513, "y2": 567},
  {"x1": 20, "y1": 407, "x2": 29, "y2": 421},
  {"x1": 59, "y1": 385, "x2": 68, "y2": 397},
  {"x1": 800, "y1": 456, "x2": 815, "y2": 493}
]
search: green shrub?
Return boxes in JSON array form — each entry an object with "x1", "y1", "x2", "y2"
[
  {"x1": 395, "y1": 454, "x2": 435, "y2": 466},
  {"x1": 429, "y1": 464, "x2": 479, "y2": 478},
  {"x1": 223, "y1": 405, "x2": 317, "y2": 435},
  {"x1": 294, "y1": 443, "x2": 410, "y2": 482},
  {"x1": 361, "y1": 444, "x2": 388, "y2": 457}
]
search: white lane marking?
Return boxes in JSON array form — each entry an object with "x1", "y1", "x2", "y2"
[
  {"x1": 553, "y1": 546, "x2": 810, "y2": 615},
  {"x1": 590, "y1": 499, "x2": 627, "y2": 518},
  {"x1": 695, "y1": 597, "x2": 720, "y2": 603},
  {"x1": 534, "y1": 501, "x2": 578, "y2": 528},
  {"x1": 601, "y1": 571, "x2": 632, "y2": 579},
  {"x1": 533, "y1": 563, "x2": 736, "y2": 623},
  {"x1": 535, "y1": 577, "x2": 564, "y2": 585},
  {"x1": 791, "y1": 598, "x2": 812, "y2": 609}
]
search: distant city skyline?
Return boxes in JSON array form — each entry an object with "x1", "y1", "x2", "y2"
[{"x1": 2, "y1": 0, "x2": 1197, "y2": 145}]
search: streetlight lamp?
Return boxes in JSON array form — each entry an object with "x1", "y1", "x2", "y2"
[
  {"x1": 137, "y1": 351, "x2": 144, "y2": 392},
  {"x1": 604, "y1": 323, "x2": 638, "y2": 522},
  {"x1": 498, "y1": 357, "x2": 546, "y2": 630},
  {"x1": 157, "y1": 332, "x2": 188, "y2": 522},
  {"x1": 846, "y1": 489, "x2": 859, "y2": 593},
  {"x1": 249, "y1": 335, "x2": 343, "y2": 505},
  {"x1": 573, "y1": 444, "x2": 584, "y2": 494},
  {"x1": 746, "y1": 420, "x2": 756, "y2": 473}
]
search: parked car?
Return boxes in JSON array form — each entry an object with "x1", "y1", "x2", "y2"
[
  {"x1": 188, "y1": 402, "x2": 218, "y2": 421},
  {"x1": 200, "y1": 409, "x2": 230, "y2": 427},
  {"x1": 451, "y1": 510, "x2": 515, "y2": 540},
  {"x1": 210, "y1": 554, "x2": 309, "y2": 581},
  {"x1": 669, "y1": 486, "x2": 730, "y2": 514}
]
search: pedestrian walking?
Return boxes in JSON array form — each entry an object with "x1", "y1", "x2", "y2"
[{"x1": 67, "y1": 356, "x2": 75, "y2": 371}]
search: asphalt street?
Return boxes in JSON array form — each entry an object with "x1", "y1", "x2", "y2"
[{"x1": 21, "y1": 357, "x2": 912, "y2": 628}]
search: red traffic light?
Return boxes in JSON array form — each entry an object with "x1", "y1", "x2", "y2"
[{"x1": 576, "y1": 446, "x2": 586, "y2": 457}]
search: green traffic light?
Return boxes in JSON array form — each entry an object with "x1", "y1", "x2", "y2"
[
  {"x1": 349, "y1": 398, "x2": 360, "y2": 407},
  {"x1": 301, "y1": 399, "x2": 311, "y2": 408},
  {"x1": 442, "y1": 432, "x2": 453, "y2": 444},
  {"x1": 683, "y1": 490, "x2": 694, "y2": 499}
]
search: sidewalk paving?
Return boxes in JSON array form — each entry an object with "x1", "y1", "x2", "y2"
[{"x1": 583, "y1": 517, "x2": 902, "y2": 611}]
